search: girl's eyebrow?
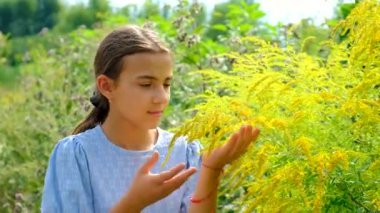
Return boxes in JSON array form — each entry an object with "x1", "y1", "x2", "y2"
[{"x1": 137, "y1": 75, "x2": 173, "y2": 81}]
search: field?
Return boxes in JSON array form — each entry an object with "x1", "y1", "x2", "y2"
[{"x1": 0, "y1": 0, "x2": 379, "y2": 212}]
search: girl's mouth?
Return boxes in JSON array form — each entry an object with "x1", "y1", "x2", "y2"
[{"x1": 148, "y1": 111, "x2": 163, "y2": 116}]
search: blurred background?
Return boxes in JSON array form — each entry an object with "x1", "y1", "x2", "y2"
[
  {"x1": 0, "y1": 0, "x2": 364, "y2": 212},
  {"x1": 0, "y1": 0, "x2": 356, "y2": 90}
]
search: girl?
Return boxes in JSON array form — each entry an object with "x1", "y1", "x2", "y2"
[{"x1": 41, "y1": 25, "x2": 260, "y2": 213}]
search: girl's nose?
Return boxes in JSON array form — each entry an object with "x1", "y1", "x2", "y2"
[{"x1": 152, "y1": 87, "x2": 170, "y2": 104}]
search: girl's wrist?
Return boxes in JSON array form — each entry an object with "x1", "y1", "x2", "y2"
[
  {"x1": 126, "y1": 193, "x2": 145, "y2": 212},
  {"x1": 201, "y1": 163, "x2": 224, "y2": 175},
  {"x1": 190, "y1": 163, "x2": 223, "y2": 205},
  {"x1": 111, "y1": 192, "x2": 143, "y2": 213}
]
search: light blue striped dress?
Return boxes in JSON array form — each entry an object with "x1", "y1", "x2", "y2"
[{"x1": 41, "y1": 125, "x2": 202, "y2": 213}]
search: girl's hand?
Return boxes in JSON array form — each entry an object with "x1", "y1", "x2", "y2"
[
  {"x1": 111, "y1": 151, "x2": 197, "y2": 212},
  {"x1": 202, "y1": 125, "x2": 260, "y2": 170}
]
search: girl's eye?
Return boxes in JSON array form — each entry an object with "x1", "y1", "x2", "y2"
[{"x1": 139, "y1": 83, "x2": 170, "y2": 88}]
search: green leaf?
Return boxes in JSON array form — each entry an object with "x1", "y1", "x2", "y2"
[{"x1": 212, "y1": 24, "x2": 228, "y2": 31}]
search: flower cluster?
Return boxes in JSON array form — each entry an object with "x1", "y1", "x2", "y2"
[{"x1": 169, "y1": 0, "x2": 380, "y2": 211}]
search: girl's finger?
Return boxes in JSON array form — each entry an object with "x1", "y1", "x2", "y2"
[
  {"x1": 235, "y1": 125, "x2": 256, "y2": 157},
  {"x1": 138, "y1": 151, "x2": 159, "y2": 174},
  {"x1": 242, "y1": 125, "x2": 253, "y2": 148},
  {"x1": 251, "y1": 128, "x2": 260, "y2": 142},
  {"x1": 236, "y1": 126, "x2": 249, "y2": 154},
  {"x1": 164, "y1": 167, "x2": 197, "y2": 192},
  {"x1": 241, "y1": 127, "x2": 260, "y2": 151},
  {"x1": 156, "y1": 163, "x2": 186, "y2": 183},
  {"x1": 227, "y1": 132, "x2": 240, "y2": 155},
  {"x1": 243, "y1": 125, "x2": 252, "y2": 143},
  {"x1": 230, "y1": 127, "x2": 244, "y2": 156}
]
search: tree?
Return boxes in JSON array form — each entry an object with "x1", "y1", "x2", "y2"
[
  {"x1": 0, "y1": 0, "x2": 60, "y2": 37},
  {"x1": 138, "y1": 0, "x2": 161, "y2": 19},
  {"x1": 55, "y1": 0, "x2": 111, "y2": 32},
  {"x1": 206, "y1": 0, "x2": 265, "y2": 40}
]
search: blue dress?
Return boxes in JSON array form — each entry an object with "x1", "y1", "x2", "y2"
[{"x1": 41, "y1": 125, "x2": 202, "y2": 213}]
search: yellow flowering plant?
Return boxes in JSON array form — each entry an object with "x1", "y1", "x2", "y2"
[{"x1": 168, "y1": 0, "x2": 380, "y2": 211}]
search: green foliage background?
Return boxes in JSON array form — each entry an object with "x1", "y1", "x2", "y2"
[{"x1": 1, "y1": 0, "x2": 378, "y2": 212}]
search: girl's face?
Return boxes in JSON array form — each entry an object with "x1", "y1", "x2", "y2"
[{"x1": 101, "y1": 52, "x2": 173, "y2": 129}]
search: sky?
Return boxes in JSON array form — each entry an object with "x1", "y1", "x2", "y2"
[{"x1": 65, "y1": 0, "x2": 356, "y2": 25}]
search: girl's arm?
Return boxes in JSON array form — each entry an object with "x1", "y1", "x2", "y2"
[
  {"x1": 41, "y1": 138, "x2": 94, "y2": 213},
  {"x1": 189, "y1": 125, "x2": 260, "y2": 213},
  {"x1": 110, "y1": 151, "x2": 197, "y2": 213},
  {"x1": 188, "y1": 167, "x2": 222, "y2": 212}
]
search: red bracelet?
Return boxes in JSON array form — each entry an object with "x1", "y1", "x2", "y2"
[
  {"x1": 190, "y1": 163, "x2": 224, "y2": 204},
  {"x1": 190, "y1": 186, "x2": 217, "y2": 204},
  {"x1": 202, "y1": 163, "x2": 224, "y2": 173}
]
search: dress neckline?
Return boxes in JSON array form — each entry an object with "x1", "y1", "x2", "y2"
[{"x1": 94, "y1": 124, "x2": 164, "y2": 156}]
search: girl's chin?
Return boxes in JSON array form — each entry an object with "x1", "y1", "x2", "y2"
[{"x1": 144, "y1": 120, "x2": 161, "y2": 129}]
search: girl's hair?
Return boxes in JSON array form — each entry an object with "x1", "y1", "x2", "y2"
[{"x1": 73, "y1": 25, "x2": 170, "y2": 134}]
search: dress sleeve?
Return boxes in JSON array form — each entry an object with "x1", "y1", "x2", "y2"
[
  {"x1": 41, "y1": 137, "x2": 94, "y2": 213},
  {"x1": 180, "y1": 140, "x2": 203, "y2": 213}
]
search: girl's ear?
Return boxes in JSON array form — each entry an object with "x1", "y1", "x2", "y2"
[{"x1": 96, "y1": 74, "x2": 115, "y2": 100}]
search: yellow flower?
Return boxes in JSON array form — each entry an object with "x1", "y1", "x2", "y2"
[
  {"x1": 294, "y1": 137, "x2": 313, "y2": 156},
  {"x1": 292, "y1": 111, "x2": 305, "y2": 122},
  {"x1": 329, "y1": 150, "x2": 349, "y2": 171},
  {"x1": 373, "y1": 199, "x2": 380, "y2": 211},
  {"x1": 271, "y1": 118, "x2": 288, "y2": 130}
]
